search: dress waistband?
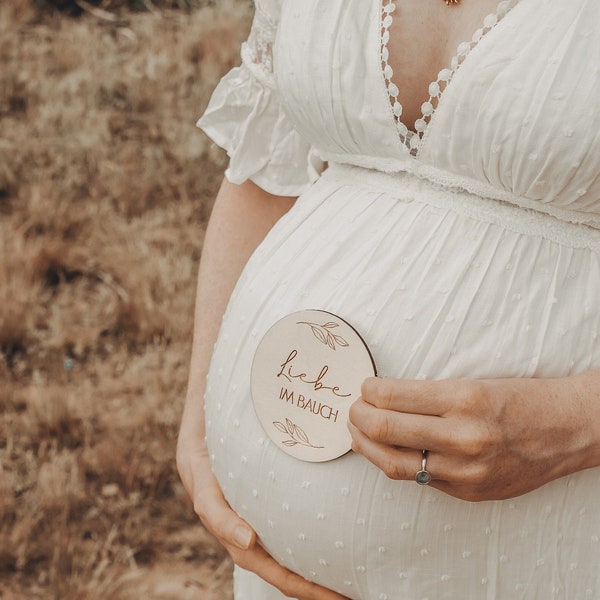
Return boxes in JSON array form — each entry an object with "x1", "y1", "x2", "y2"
[
  {"x1": 316, "y1": 152, "x2": 600, "y2": 229},
  {"x1": 321, "y1": 162, "x2": 600, "y2": 253}
]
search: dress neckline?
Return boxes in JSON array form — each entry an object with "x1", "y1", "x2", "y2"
[{"x1": 379, "y1": 0, "x2": 520, "y2": 157}]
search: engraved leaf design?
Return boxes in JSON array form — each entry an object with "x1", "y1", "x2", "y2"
[
  {"x1": 294, "y1": 426, "x2": 310, "y2": 445},
  {"x1": 333, "y1": 334, "x2": 349, "y2": 347},
  {"x1": 272, "y1": 418, "x2": 324, "y2": 449},
  {"x1": 273, "y1": 421, "x2": 288, "y2": 434},
  {"x1": 311, "y1": 326, "x2": 328, "y2": 346},
  {"x1": 297, "y1": 320, "x2": 350, "y2": 351},
  {"x1": 325, "y1": 332, "x2": 336, "y2": 350}
]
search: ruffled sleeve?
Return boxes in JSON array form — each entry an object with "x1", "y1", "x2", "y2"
[{"x1": 197, "y1": 0, "x2": 323, "y2": 197}]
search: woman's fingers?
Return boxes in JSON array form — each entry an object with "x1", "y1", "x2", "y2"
[
  {"x1": 361, "y1": 376, "x2": 451, "y2": 414},
  {"x1": 178, "y1": 440, "x2": 350, "y2": 597},
  {"x1": 196, "y1": 477, "x2": 349, "y2": 599},
  {"x1": 349, "y1": 396, "x2": 449, "y2": 451},
  {"x1": 189, "y1": 463, "x2": 349, "y2": 599},
  {"x1": 348, "y1": 420, "x2": 489, "y2": 489},
  {"x1": 192, "y1": 463, "x2": 256, "y2": 550},
  {"x1": 354, "y1": 377, "x2": 493, "y2": 456},
  {"x1": 229, "y1": 543, "x2": 349, "y2": 600},
  {"x1": 349, "y1": 420, "x2": 445, "y2": 482},
  {"x1": 348, "y1": 419, "x2": 419, "y2": 480}
]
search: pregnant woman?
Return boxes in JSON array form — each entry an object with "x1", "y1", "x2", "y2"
[{"x1": 177, "y1": 0, "x2": 600, "y2": 598}]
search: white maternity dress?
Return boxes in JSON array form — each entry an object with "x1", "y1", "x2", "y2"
[{"x1": 197, "y1": 0, "x2": 600, "y2": 598}]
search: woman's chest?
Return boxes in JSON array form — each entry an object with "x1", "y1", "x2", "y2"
[
  {"x1": 273, "y1": 0, "x2": 600, "y2": 219},
  {"x1": 384, "y1": 0, "x2": 505, "y2": 127},
  {"x1": 273, "y1": 0, "x2": 513, "y2": 155}
]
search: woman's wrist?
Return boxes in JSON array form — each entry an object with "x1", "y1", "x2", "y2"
[
  {"x1": 559, "y1": 369, "x2": 600, "y2": 473},
  {"x1": 523, "y1": 369, "x2": 600, "y2": 480}
]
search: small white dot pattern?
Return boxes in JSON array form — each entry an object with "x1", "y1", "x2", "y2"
[{"x1": 198, "y1": 0, "x2": 600, "y2": 597}]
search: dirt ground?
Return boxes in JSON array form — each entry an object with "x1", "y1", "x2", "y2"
[{"x1": 0, "y1": 1, "x2": 251, "y2": 597}]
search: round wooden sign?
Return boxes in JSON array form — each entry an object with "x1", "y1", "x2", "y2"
[{"x1": 251, "y1": 310, "x2": 376, "y2": 462}]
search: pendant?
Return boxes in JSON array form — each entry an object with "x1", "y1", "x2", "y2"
[{"x1": 444, "y1": 0, "x2": 460, "y2": 4}]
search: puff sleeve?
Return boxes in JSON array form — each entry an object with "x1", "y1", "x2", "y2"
[{"x1": 197, "y1": 0, "x2": 323, "y2": 197}]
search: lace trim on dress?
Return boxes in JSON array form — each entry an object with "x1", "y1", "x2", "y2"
[
  {"x1": 317, "y1": 150, "x2": 600, "y2": 232},
  {"x1": 323, "y1": 163, "x2": 600, "y2": 253},
  {"x1": 380, "y1": 0, "x2": 519, "y2": 156},
  {"x1": 240, "y1": 2, "x2": 278, "y2": 88}
]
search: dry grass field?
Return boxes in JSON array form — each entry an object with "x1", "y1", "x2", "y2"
[{"x1": 0, "y1": 1, "x2": 251, "y2": 597}]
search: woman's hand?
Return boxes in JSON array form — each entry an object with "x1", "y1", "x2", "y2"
[
  {"x1": 176, "y1": 433, "x2": 350, "y2": 600},
  {"x1": 177, "y1": 178, "x2": 348, "y2": 599},
  {"x1": 348, "y1": 374, "x2": 600, "y2": 502}
]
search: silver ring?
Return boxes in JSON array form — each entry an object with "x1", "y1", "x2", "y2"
[{"x1": 415, "y1": 449, "x2": 432, "y2": 485}]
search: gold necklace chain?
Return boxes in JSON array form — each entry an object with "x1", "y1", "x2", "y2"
[{"x1": 444, "y1": 0, "x2": 460, "y2": 4}]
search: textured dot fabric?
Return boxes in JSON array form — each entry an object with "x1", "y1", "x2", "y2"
[{"x1": 198, "y1": 0, "x2": 600, "y2": 598}]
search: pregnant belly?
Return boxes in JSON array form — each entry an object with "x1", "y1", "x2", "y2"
[{"x1": 203, "y1": 170, "x2": 600, "y2": 598}]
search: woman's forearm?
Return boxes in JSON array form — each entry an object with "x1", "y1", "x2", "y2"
[{"x1": 178, "y1": 177, "x2": 296, "y2": 457}]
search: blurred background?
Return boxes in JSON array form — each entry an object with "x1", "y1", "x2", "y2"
[{"x1": 0, "y1": 0, "x2": 250, "y2": 597}]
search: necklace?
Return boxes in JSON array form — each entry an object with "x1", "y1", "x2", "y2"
[{"x1": 444, "y1": 0, "x2": 460, "y2": 4}]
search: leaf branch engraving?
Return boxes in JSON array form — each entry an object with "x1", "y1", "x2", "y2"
[
  {"x1": 273, "y1": 418, "x2": 324, "y2": 449},
  {"x1": 297, "y1": 320, "x2": 349, "y2": 350}
]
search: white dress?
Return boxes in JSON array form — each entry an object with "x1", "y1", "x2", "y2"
[{"x1": 198, "y1": 0, "x2": 600, "y2": 598}]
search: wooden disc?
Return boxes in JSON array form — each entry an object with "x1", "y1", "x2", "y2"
[{"x1": 251, "y1": 310, "x2": 376, "y2": 462}]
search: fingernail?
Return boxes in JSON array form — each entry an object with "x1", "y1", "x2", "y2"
[{"x1": 233, "y1": 525, "x2": 252, "y2": 549}]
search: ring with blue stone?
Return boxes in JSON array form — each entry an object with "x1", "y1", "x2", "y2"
[{"x1": 415, "y1": 449, "x2": 432, "y2": 485}]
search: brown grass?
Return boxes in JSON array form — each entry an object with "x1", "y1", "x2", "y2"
[{"x1": 0, "y1": 1, "x2": 251, "y2": 597}]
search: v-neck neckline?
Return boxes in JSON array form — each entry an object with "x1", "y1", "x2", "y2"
[{"x1": 379, "y1": 0, "x2": 520, "y2": 157}]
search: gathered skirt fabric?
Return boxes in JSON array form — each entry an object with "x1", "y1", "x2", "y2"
[{"x1": 204, "y1": 165, "x2": 600, "y2": 600}]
